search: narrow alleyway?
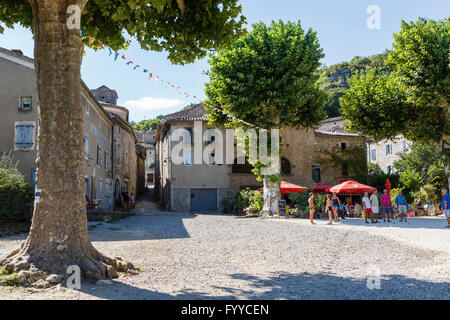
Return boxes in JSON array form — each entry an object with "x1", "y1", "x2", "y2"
[{"x1": 134, "y1": 187, "x2": 161, "y2": 212}]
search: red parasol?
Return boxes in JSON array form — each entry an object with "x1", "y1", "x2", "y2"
[
  {"x1": 259, "y1": 181, "x2": 309, "y2": 197},
  {"x1": 329, "y1": 180, "x2": 377, "y2": 194},
  {"x1": 313, "y1": 183, "x2": 332, "y2": 194},
  {"x1": 385, "y1": 179, "x2": 392, "y2": 194}
]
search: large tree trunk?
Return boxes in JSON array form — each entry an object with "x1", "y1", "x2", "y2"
[
  {"x1": 1, "y1": 0, "x2": 125, "y2": 281},
  {"x1": 260, "y1": 177, "x2": 281, "y2": 217}
]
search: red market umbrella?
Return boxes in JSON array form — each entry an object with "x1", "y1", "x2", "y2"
[
  {"x1": 385, "y1": 179, "x2": 392, "y2": 194},
  {"x1": 313, "y1": 183, "x2": 332, "y2": 194},
  {"x1": 329, "y1": 180, "x2": 377, "y2": 194},
  {"x1": 259, "y1": 181, "x2": 309, "y2": 197}
]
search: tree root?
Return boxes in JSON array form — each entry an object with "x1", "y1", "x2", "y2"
[{"x1": 0, "y1": 246, "x2": 138, "y2": 287}]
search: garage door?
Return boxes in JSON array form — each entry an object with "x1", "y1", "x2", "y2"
[{"x1": 190, "y1": 189, "x2": 217, "y2": 212}]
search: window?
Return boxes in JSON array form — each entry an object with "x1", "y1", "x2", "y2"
[
  {"x1": 312, "y1": 164, "x2": 321, "y2": 183},
  {"x1": 385, "y1": 144, "x2": 392, "y2": 155},
  {"x1": 185, "y1": 152, "x2": 193, "y2": 166},
  {"x1": 371, "y1": 149, "x2": 376, "y2": 161},
  {"x1": 84, "y1": 134, "x2": 89, "y2": 157},
  {"x1": 232, "y1": 158, "x2": 253, "y2": 174},
  {"x1": 125, "y1": 152, "x2": 128, "y2": 163},
  {"x1": 19, "y1": 97, "x2": 32, "y2": 111},
  {"x1": 96, "y1": 145, "x2": 102, "y2": 165},
  {"x1": 281, "y1": 158, "x2": 291, "y2": 175},
  {"x1": 208, "y1": 153, "x2": 216, "y2": 166},
  {"x1": 342, "y1": 163, "x2": 349, "y2": 176},
  {"x1": 402, "y1": 140, "x2": 406, "y2": 151},
  {"x1": 185, "y1": 127, "x2": 193, "y2": 144},
  {"x1": 387, "y1": 165, "x2": 393, "y2": 174},
  {"x1": 117, "y1": 145, "x2": 121, "y2": 164},
  {"x1": 15, "y1": 122, "x2": 35, "y2": 149},
  {"x1": 341, "y1": 143, "x2": 347, "y2": 150}
]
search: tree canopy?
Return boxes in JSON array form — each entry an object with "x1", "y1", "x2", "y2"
[
  {"x1": 133, "y1": 115, "x2": 163, "y2": 131},
  {"x1": 340, "y1": 17, "x2": 450, "y2": 144},
  {"x1": 205, "y1": 20, "x2": 326, "y2": 130},
  {"x1": 0, "y1": 0, "x2": 247, "y2": 65},
  {"x1": 317, "y1": 51, "x2": 390, "y2": 118}
]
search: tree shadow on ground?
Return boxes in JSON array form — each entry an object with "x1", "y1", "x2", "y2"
[
  {"x1": 76, "y1": 280, "x2": 236, "y2": 300},
  {"x1": 88, "y1": 213, "x2": 195, "y2": 242},
  {"x1": 77, "y1": 271, "x2": 450, "y2": 300},
  {"x1": 212, "y1": 271, "x2": 450, "y2": 300}
]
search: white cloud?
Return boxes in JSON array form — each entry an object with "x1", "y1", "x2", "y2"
[{"x1": 123, "y1": 97, "x2": 185, "y2": 111}]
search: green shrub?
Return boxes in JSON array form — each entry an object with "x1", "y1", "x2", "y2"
[
  {"x1": 237, "y1": 188, "x2": 254, "y2": 209},
  {"x1": 288, "y1": 192, "x2": 310, "y2": 212},
  {"x1": 249, "y1": 191, "x2": 264, "y2": 212},
  {"x1": 0, "y1": 152, "x2": 34, "y2": 222}
]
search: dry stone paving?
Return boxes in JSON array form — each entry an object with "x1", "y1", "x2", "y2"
[{"x1": 0, "y1": 212, "x2": 449, "y2": 299}]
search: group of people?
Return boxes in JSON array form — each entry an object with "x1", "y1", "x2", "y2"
[
  {"x1": 307, "y1": 189, "x2": 450, "y2": 227},
  {"x1": 115, "y1": 191, "x2": 136, "y2": 211}
]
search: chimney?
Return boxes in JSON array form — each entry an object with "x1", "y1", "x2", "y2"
[{"x1": 11, "y1": 49, "x2": 23, "y2": 55}]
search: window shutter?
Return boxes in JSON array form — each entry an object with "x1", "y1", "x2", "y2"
[
  {"x1": 15, "y1": 124, "x2": 33, "y2": 147},
  {"x1": 15, "y1": 125, "x2": 25, "y2": 146},
  {"x1": 24, "y1": 124, "x2": 34, "y2": 146},
  {"x1": 31, "y1": 168, "x2": 37, "y2": 186}
]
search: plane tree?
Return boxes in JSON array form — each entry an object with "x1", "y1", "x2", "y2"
[
  {"x1": 205, "y1": 20, "x2": 326, "y2": 216},
  {"x1": 0, "y1": 0, "x2": 245, "y2": 281},
  {"x1": 340, "y1": 18, "x2": 450, "y2": 190}
]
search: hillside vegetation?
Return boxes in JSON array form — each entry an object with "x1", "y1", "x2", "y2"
[{"x1": 319, "y1": 51, "x2": 391, "y2": 118}]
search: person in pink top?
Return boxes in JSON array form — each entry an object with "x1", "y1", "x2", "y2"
[{"x1": 380, "y1": 189, "x2": 393, "y2": 222}]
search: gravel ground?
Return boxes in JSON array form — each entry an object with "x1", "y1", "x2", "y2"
[{"x1": 0, "y1": 212, "x2": 449, "y2": 300}]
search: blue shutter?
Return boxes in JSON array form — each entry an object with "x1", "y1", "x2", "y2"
[
  {"x1": 31, "y1": 168, "x2": 36, "y2": 186},
  {"x1": 16, "y1": 124, "x2": 34, "y2": 147},
  {"x1": 24, "y1": 125, "x2": 34, "y2": 146}
]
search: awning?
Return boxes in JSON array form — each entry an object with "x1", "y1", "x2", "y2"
[
  {"x1": 259, "y1": 181, "x2": 309, "y2": 196},
  {"x1": 313, "y1": 183, "x2": 332, "y2": 194},
  {"x1": 329, "y1": 180, "x2": 376, "y2": 194}
]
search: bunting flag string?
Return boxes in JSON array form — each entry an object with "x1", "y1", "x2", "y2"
[{"x1": 81, "y1": 30, "x2": 265, "y2": 130}]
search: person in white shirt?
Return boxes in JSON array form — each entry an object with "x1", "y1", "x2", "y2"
[
  {"x1": 362, "y1": 191, "x2": 373, "y2": 224},
  {"x1": 370, "y1": 190, "x2": 379, "y2": 223}
]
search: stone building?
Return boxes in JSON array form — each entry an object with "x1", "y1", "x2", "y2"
[
  {"x1": 366, "y1": 135, "x2": 411, "y2": 174},
  {"x1": 0, "y1": 47, "x2": 143, "y2": 210},
  {"x1": 136, "y1": 130, "x2": 156, "y2": 186},
  {"x1": 154, "y1": 105, "x2": 365, "y2": 212},
  {"x1": 91, "y1": 86, "x2": 142, "y2": 203}
]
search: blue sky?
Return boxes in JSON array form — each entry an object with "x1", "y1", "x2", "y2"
[{"x1": 0, "y1": 0, "x2": 449, "y2": 122}]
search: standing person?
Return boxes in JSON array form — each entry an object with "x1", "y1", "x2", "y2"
[
  {"x1": 395, "y1": 190, "x2": 408, "y2": 222},
  {"x1": 380, "y1": 189, "x2": 393, "y2": 222},
  {"x1": 416, "y1": 196, "x2": 424, "y2": 216},
  {"x1": 354, "y1": 202, "x2": 362, "y2": 218},
  {"x1": 427, "y1": 199, "x2": 434, "y2": 216},
  {"x1": 362, "y1": 191, "x2": 373, "y2": 224},
  {"x1": 442, "y1": 190, "x2": 450, "y2": 228},
  {"x1": 308, "y1": 193, "x2": 316, "y2": 225},
  {"x1": 370, "y1": 191, "x2": 379, "y2": 223},
  {"x1": 123, "y1": 192, "x2": 130, "y2": 211},
  {"x1": 130, "y1": 193, "x2": 136, "y2": 210},
  {"x1": 326, "y1": 194, "x2": 333, "y2": 225},
  {"x1": 331, "y1": 192, "x2": 341, "y2": 222}
]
